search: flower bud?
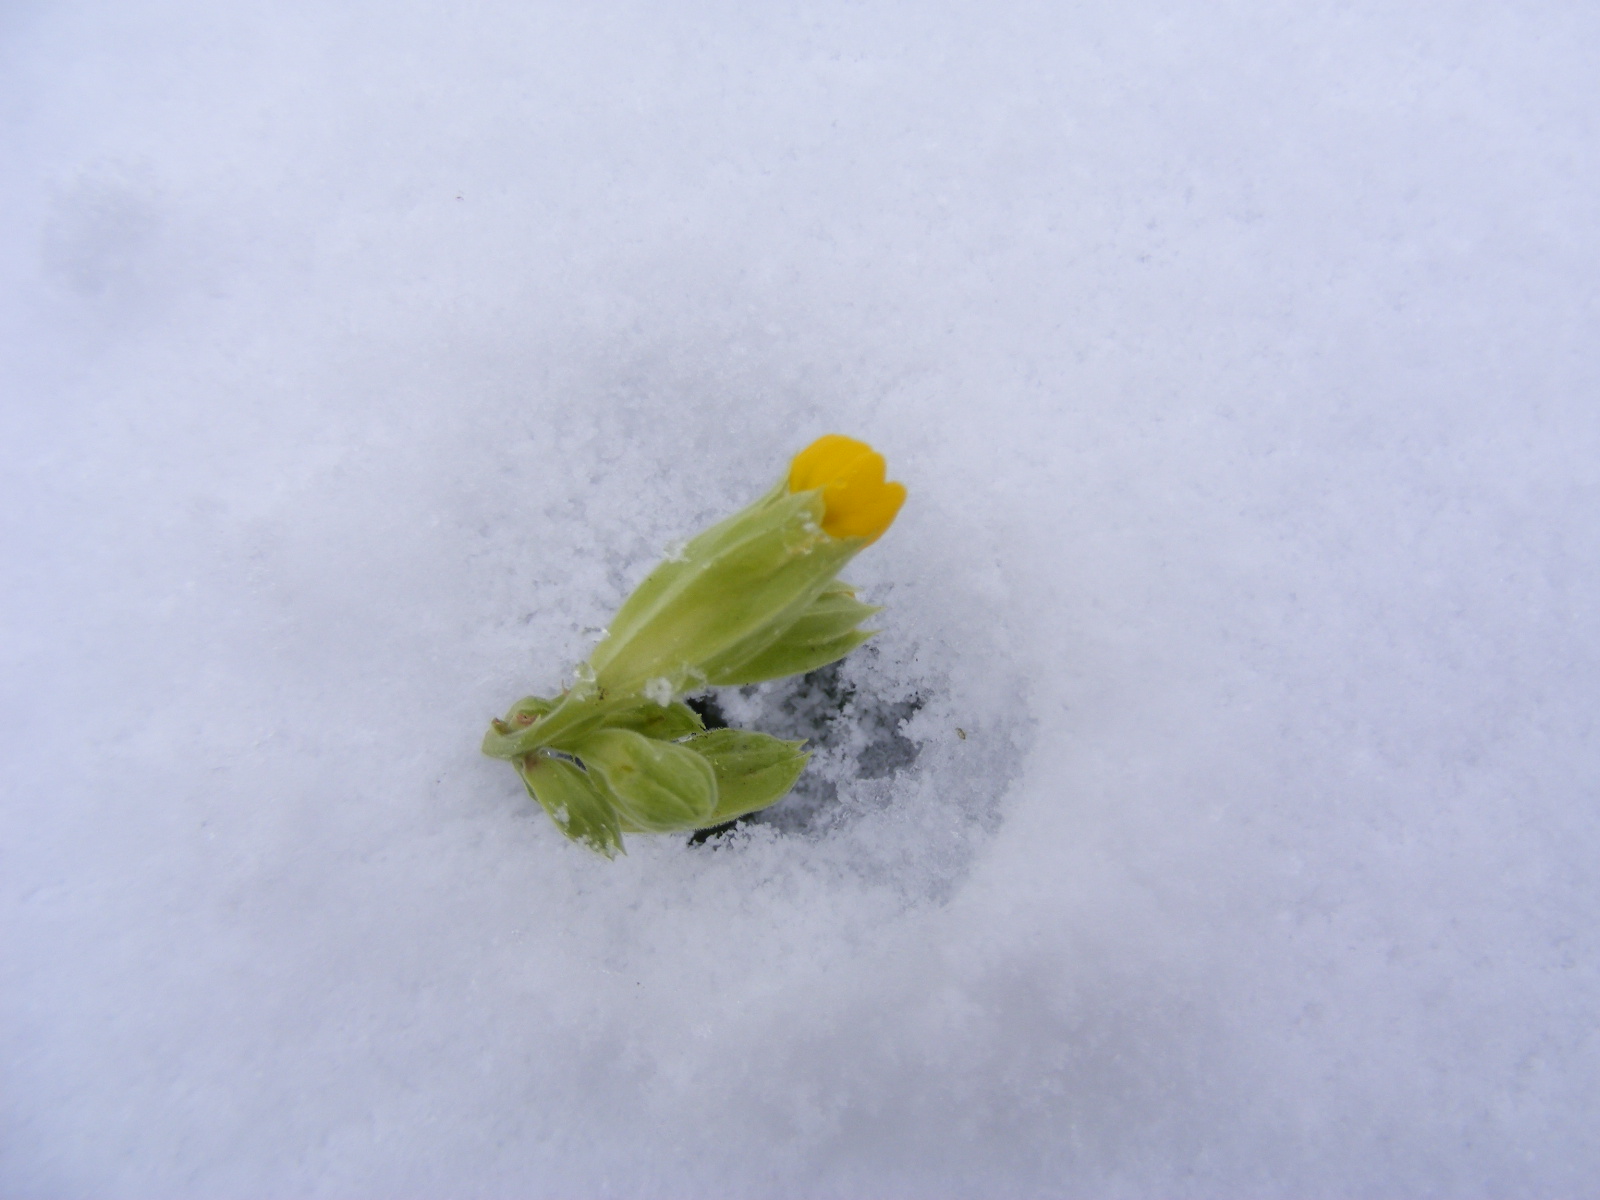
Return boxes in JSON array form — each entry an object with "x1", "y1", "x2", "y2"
[
  {"x1": 787, "y1": 434, "x2": 906, "y2": 543},
  {"x1": 570, "y1": 728, "x2": 718, "y2": 833},
  {"x1": 516, "y1": 755, "x2": 624, "y2": 858},
  {"x1": 679, "y1": 729, "x2": 812, "y2": 825}
]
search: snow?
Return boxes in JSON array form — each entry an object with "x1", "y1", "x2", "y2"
[{"x1": 4, "y1": 0, "x2": 1599, "y2": 1194}]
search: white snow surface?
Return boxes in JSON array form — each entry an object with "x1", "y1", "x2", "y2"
[{"x1": 4, "y1": 1, "x2": 1599, "y2": 1195}]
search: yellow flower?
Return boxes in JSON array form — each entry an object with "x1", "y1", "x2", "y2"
[{"x1": 788, "y1": 435, "x2": 906, "y2": 544}]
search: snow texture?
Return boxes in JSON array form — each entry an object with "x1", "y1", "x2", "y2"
[{"x1": 3, "y1": 1, "x2": 1598, "y2": 1195}]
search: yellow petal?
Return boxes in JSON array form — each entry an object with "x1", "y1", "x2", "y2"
[
  {"x1": 788, "y1": 434, "x2": 875, "y2": 493},
  {"x1": 788, "y1": 435, "x2": 905, "y2": 543},
  {"x1": 828, "y1": 480, "x2": 905, "y2": 542}
]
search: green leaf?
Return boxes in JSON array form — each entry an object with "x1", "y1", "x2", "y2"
[
  {"x1": 483, "y1": 684, "x2": 624, "y2": 759},
  {"x1": 603, "y1": 699, "x2": 705, "y2": 741},
  {"x1": 680, "y1": 729, "x2": 811, "y2": 825},
  {"x1": 488, "y1": 694, "x2": 559, "y2": 737},
  {"x1": 516, "y1": 754, "x2": 624, "y2": 858},
  {"x1": 572, "y1": 728, "x2": 718, "y2": 832}
]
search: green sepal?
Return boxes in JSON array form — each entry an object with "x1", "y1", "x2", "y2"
[
  {"x1": 710, "y1": 629, "x2": 875, "y2": 687},
  {"x1": 572, "y1": 728, "x2": 719, "y2": 832},
  {"x1": 603, "y1": 699, "x2": 705, "y2": 741},
  {"x1": 587, "y1": 487, "x2": 861, "y2": 693},
  {"x1": 586, "y1": 482, "x2": 788, "y2": 673},
  {"x1": 702, "y1": 581, "x2": 880, "y2": 686},
  {"x1": 781, "y1": 581, "x2": 880, "y2": 639},
  {"x1": 679, "y1": 729, "x2": 812, "y2": 825},
  {"x1": 516, "y1": 754, "x2": 625, "y2": 858}
]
